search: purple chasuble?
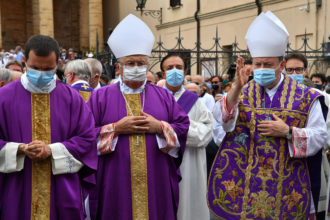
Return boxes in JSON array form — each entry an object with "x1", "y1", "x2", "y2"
[
  {"x1": 208, "y1": 75, "x2": 322, "y2": 219},
  {"x1": 0, "y1": 80, "x2": 97, "y2": 220},
  {"x1": 177, "y1": 90, "x2": 199, "y2": 114},
  {"x1": 87, "y1": 83, "x2": 190, "y2": 220}
]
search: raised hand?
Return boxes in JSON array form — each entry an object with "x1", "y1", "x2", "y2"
[{"x1": 234, "y1": 56, "x2": 251, "y2": 89}]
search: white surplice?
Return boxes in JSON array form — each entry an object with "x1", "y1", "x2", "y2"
[{"x1": 174, "y1": 88, "x2": 213, "y2": 220}]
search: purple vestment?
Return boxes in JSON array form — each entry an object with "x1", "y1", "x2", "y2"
[
  {"x1": 87, "y1": 83, "x2": 189, "y2": 220},
  {"x1": 208, "y1": 76, "x2": 321, "y2": 219},
  {"x1": 177, "y1": 90, "x2": 199, "y2": 114},
  {"x1": 0, "y1": 80, "x2": 97, "y2": 220},
  {"x1": 72, "y1": 82, "x2": 94, "y2": 92}
]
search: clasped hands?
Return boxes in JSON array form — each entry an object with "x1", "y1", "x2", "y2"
[
  {"x1": 114, "y1": 110, "x2": 163, "y2": 136},
  {"x1": 17, "y1": 140, "x2": 51, "y2": 160},
  {"x1": 257, "y1": 114, "x2": 290, "y2": 138}
]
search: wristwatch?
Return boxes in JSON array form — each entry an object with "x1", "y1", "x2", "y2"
[{"x1": 285, "y1": 126, "x2": 292, "y2": 140}]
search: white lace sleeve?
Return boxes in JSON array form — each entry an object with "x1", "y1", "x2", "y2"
[
  {"x1": 49, "y1": 143, "x2": 83, "y2": 175},
  {"x1": 0, "y1": 142, "x2": 25, "y2": 173}
]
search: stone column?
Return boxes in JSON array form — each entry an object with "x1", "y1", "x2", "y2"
[
  {"x1": 89, "y1": 0, "x2": 103, "y2": 52},
  {"x1": 32, "y1": 0, "x2": 54, "y2": 37},
  {"x1": 79, "y1": 0, "x2": 89, "y2": 51}
]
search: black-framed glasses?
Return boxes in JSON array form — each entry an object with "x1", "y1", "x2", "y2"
[
  {"x1": 211, "y1": 81, "x2": 219, "y2": 84},
  {"x1": 286, "y1": 67, "x2": 305, "y2": 74}
]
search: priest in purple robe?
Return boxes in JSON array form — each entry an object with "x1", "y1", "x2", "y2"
[
  {"x1": 208, "y1": 11, "x2": 328, "y2": 219},
  {"x1": 65, "y1": 59, "x2": 94, "y2": 102},
  {"x1": 0, "y1": 35, "x2": 97, "y2": 220},
  {"x1": 87, "y1": 14, "x2": 190, "y2": 220}
]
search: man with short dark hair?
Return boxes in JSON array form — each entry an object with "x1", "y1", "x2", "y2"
[
  {"x1": 285, "y1": 52, "x2": 309, "y2": 79},
  {"x1": 161, "y1": 53, "x2": 213, "y2": 220},
  {"x1": 311, "y1": 73, "x2": 327, "y2": 91},
  {"x1": 0, "y1": 35, "x2": 97, "y2": 219}
]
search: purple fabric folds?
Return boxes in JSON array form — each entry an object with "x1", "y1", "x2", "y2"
[
  {"x1": 87, "y1": 83, "x2": 189, "y2": 220},
  {"x1": 0, "y1": 80, "x2": 97, "y2": 220}
]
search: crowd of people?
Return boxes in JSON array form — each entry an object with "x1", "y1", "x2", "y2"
[{"x1": 0, "y1": 11, "x2": 330, "y2": 220}]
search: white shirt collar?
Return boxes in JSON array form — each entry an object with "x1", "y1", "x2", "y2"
[
  {"x1": 119, "y1": 76, "x2": 146, "y2": 94},
  {"x1": 265, "y1": 73, "x2": 284, "y2": 101},
  {"x1": 21, "y1": 73, "x2": 56, "y2": 93},
  {"x1": 71, "y1": 80, "x2": 90, "y2": 87}
]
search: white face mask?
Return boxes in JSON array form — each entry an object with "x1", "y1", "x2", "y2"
[{"x1": 123, "y1": 65, "x2": 147, "y2": 82}]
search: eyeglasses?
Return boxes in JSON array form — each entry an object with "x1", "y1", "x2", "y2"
[
  {"x1": 286, "y1": 67, "x2": 305, "y2": 74},
  {"x1": 211, "y1": 81, "x2": 219, "y2": 84}
]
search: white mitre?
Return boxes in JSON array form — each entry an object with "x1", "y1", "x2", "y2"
[
  {"x1": 107, "y1": 14, "x2": 155, "y2": 58},
  {"x1": 245, "y1": 11, "x2": 289, "y2": 57}
]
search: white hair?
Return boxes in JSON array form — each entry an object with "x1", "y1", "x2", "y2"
[
  {"x1": 65, "y1": 59, "x2": 92, "y2": 81},
  {"x1": 0, "y1": 68, "x2": 11, "y2": 82},
  {"x1": 85, "y1": 58, "x2": 103, "y2": 77}
]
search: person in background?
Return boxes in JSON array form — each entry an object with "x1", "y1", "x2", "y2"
[
  {"x1": 223, "y1": 82, "x2": 232, "y2": 93},
  {"x1": 311, "y1": 73, "x2": 327, "y2": 91},
  {"x1": 0, "y1": 68, "x2": 10, "y2": 87},
  {"x1": 161, "y1": 53, "x2": 212, "y2": 220},
  {"x1": 15, "y1": 46, "x2": 24, "y2": 62},
  {"x1": 64, "y1": 59, "x2": 93, "y2": 102},
  {"x1": 100, "y1": 74, "x2": 110, "y2": 85},
  {"x1": 5, "y1": 60, "x2": 24, "y2": 73},
  {"x1": 185, "y1": 82, "x2": 200, "y2": 94},
  {"x1": 185, "y1": 75, "x2": 192, "y2": 84},
  {"x1": 146, "y1": 71, "x2": 156, "y2": 84},
  {"x1": 156, "y1": 79, "x2": 166, "y2": 87},
  {"x1": 85, "y1": 58, "x2": 105, "y2": 90},
  {"x1": 284, "y1": 52, "x2": 308, "y2": 83},
  {"x1": 9, "y1": 70, "x2": 23, "y2": 82},
  {"x1": 210, "y1": 75, "x2": 223, "y2": 97}
]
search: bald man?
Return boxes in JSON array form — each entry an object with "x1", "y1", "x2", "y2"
[
  {"x1": 185, "y1": 83, "x2": 200, "y2": 95},
  {"x1": 146, "y1": 71, "x2": 155, "y2": 84},
  {"x1": 192, "y1": 75, "x2": 203, "y2": 86}
]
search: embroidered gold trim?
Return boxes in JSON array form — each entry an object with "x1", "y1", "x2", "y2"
[
  {"x1": 280, "y1": 75, "x2": 290, "y2": 109},
  {"x1": 79, "y1": 91, "x2": 91, "y2": 103},
  {"x1": 287, "y1": 76, "x2": 296, "y2": 110},
  {"x1": 124, "y1": 94, "x2": 149, "y2": 220},
  {"x1": 240, "y1": 82, "x2": 256, "y2": 219},
  {"x1": 255, "y1": 83, "x2": 261, "y2": 108},
  {"x1": 31, "y1": 93, "x2": 51, "y2": 220},
  {"x1": 274, "y1": 138, "x2": 286, "y2": 218}
]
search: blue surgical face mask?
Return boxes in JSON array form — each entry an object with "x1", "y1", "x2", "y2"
[
  {"x1": 26, "y1": 68, "x2": 55, "y2": 87},
  {"x1": 288, "y1": 74, "x2": 304, "y2": 84},
  {"x1": 325, "y1": 85, "x2": 330, "y2": 90},
  {"x1": 166, "y1": 68, "x2": 184, "y2": 87},
  {"x1": 253, "y1": 68, "x2": 277, "y2": 86}
]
